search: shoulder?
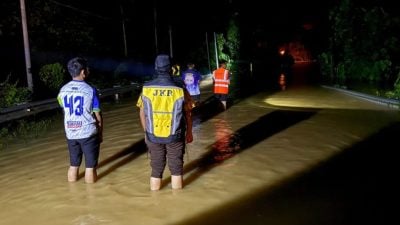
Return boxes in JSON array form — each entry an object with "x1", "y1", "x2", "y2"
[
  {"x1": 144, "y1": 78, "x2": 161, "y2": 86},
  {"x1": 85, "y1": 82, "x2": 99, "y2": 92},
  {"x1": 59, "y1": 82, "x2": 69, "y2": 90}
]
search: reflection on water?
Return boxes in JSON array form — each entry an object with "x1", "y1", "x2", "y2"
[{"x1": 212, "y1": 118, "x2": 241, "y2": 162}]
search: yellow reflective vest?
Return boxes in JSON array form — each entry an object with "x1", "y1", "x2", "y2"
[{"x1": 137, "y1": 79, "x2": 185, "y2": 143}]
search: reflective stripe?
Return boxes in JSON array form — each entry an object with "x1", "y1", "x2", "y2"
[{"x1": 141, "y1": 84, "x2": 185, "y2": 143}]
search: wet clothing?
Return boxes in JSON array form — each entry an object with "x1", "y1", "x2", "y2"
[{"x1": 57, "y1": 80, "x2": 101, "y2": 140}]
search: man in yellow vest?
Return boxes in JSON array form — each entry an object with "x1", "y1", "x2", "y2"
[
  {"x1": 212, "y1": 60, "x2": 230, "y2": 110},
  {"x1": 137, "y1": 54, "x2": 193, "y2": 191}
]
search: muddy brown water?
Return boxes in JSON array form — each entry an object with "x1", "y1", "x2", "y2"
[{"x1": 1, "y1": 67, "x2": 398, "y2": 225}]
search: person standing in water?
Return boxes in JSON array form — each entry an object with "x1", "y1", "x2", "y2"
[
  {"x1": 137, "y1": 54, "x2": 193, "y2": 191},
  {"x1": 212, "y1": 60, "x2": 230, "y2": 110},
  {"x1": 57, "y1": 57, "x2": 103, "y2": 184}
]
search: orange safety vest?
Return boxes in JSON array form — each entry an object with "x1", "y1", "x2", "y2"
[{"x1": 212, "y1": 68, "x2": 230, "y2": 94}]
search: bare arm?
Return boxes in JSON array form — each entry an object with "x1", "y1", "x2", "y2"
[
  {"x1": 139, "y1": 107, "x2": 146, "y2": 132},
  {"x1": 94, "y1": 111, "x2": 103, "y2": 143}
]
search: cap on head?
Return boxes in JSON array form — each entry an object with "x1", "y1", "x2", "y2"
[{"x1": 155, "y1": 54, "x2": 171, "y2": 72}]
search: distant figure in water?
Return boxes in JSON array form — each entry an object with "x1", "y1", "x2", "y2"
[
  {"x1": 212, "y1": 60, "x2": 231, "y2": 110},
  {"x1": 279, "y1": 49, "x2": 294, "y2": 86}
]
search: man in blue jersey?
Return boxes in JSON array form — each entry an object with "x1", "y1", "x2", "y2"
[
  {"x1": 58, "y1": 57, "x2": 103, "y2": 184},
  {"x1": 137, "y1": 54, "x2": 193, "y2": 190}
]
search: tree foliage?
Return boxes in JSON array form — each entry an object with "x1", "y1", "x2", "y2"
[
  {"x1": 320, "y1": 0, "x2": 400, "y2": 94},
  {"x1": 226, "y1": 18, "x2": 240, "y2": 60},
  {"x1": 0, "y1": 0, "x2": 121, "y2": 56},
  {"x1": 38, "y1": 63, "x2": 66, "y2": 92},
  {"x1": 0, "y1": 75, "x2": 31, "y2": 108}
]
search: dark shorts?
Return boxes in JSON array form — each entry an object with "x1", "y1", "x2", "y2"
[
  {"x1": 67, "y1": 135, "x2": 100, "y2": 168},
  {"x1": 145, "y1": 139, "x2": 185, "y2": 178},
  {"x1": 214, "y1": 93, "x2": 228, "y2": 101}
]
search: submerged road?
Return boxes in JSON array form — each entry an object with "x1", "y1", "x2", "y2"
[{"x1": 0, "y1": 62, "x2": 399, "y2": 225}]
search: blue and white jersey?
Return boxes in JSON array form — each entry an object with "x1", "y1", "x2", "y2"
[{"x1": 57, "y1": 80, "x2": 101, "y2": 140}]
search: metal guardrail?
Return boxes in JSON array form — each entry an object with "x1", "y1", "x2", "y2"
[
  {"x1": 322, "y1": 85, "x2": 400, "y2": 109},
  {"x1": 0, "y1": 83, "x2": 141, "y2": 124}
]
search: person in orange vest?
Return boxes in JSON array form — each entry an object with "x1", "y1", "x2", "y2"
[{"x1": 212, "y1": 60, "x2": 230, "y2": 110}]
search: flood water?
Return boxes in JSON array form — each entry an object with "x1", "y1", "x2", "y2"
[{"x1": 1, "y1": 63, "x2": 399, "y2": 225}]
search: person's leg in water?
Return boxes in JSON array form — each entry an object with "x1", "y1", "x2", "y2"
[
  {"x1": 215, "y1": 94, "x2": 227, "y2": 110},
  {"x1": 85, "y1": 168, "x2": 97, "y2": 183},
  {"x1": 67, "y1": 139, "x2": 82, "y2": 182},
  {"x1": 220, "y1": 94, "x2": 228, "y2": 110},
  {"x1": 147, "y1": 141, "x2": 167, "y2": 191},
  {"x1": 82, "y1": 136, "x2": 100, "y2": 183},
  {"x1": 221, "y1": 100, "x2": 227, "y2": 110},
  {"x1": 68, "y1": 166, "x2": 79, "y2": 182},
  {"x1": 150, "y1": 177, "x2": 162, "y2": 191},
  {"x1": 166, "y1": 141, "x2": 185, "y2": 189}
]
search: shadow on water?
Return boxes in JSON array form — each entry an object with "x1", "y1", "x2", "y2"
[
  {"x1": 183, "y1": 109, "x2": 317, "y2": 186},
  {"x1": 175, "y1": 121, "x2": 400, "y2": 225},
  {"x1": 77, "y1": 140, "x2": 147, "y2": 181},
  {"x1": 97, "y1": 140, "x2": 147, "y2": 180},
  {"x1": 192, "y1": 95, "x2": 225, "y2": 123}
]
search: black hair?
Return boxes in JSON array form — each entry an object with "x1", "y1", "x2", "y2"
[{"x1": 67, "y1": 57, "x2": 88, "y2": 77}]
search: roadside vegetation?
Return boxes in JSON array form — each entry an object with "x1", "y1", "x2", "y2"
[
  {"x1": 0, "y1": 112, "x2": 60, "y2": 150},
  {"x1": 318, "y1": 0, "x2": 400, "y2": 100}
]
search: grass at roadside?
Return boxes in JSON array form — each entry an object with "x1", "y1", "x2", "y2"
[{"x1": 0, "y1": 110, "x2": 62, "y2": 150}]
